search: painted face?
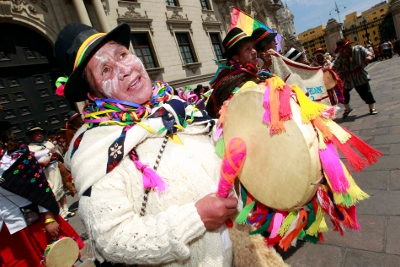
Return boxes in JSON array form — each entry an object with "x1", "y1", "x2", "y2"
[
  {"x1": 234, "y1": 40, "x2": 258, "y2": 65},
  {"x1": 339, "y1": 46, "x2": 351, "y2": 57},
  {"x1": 85, "y1": 41, "x2": 153, "y2": 104},
  {"x1": 31, "y1": 131, "x2": 44, "y2": 143}
]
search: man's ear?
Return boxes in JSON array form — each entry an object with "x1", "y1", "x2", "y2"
[{"x1": 87, "y1": 92, "x2": 96, "y2": 101}]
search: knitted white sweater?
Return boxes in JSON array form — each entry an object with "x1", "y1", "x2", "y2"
[{"x1": 65, "y1": 115, "x2": 232, "y2": 266}]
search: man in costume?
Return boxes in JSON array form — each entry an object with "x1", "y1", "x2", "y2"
[
  {"x1": 65, "y1": 111, "x2": 84, "y2": 149},
  {"x1": 27, "y1": 127, "x2": 75, "y2": 220},
  {"x1": 55, "y1": 23, "x2": 286, "y2": 266},
  {"x1": 0, "y1": 122, "x2": 83, "y2": 267},
  {"x1": 311, "y1": 48, "x2": 332, "y2": 67},
  {"x1": 332, "y1": 39, "x2": 377, "y2": 118}
]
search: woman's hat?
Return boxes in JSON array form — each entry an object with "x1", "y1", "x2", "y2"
[
  {"x1": 334, "y1": 39, "x2": 352, "y2": 53},
  {"x1": 222, "y1": 27, "x2": 253, "y2": 58},
  {"x1": 26, "y1": 126, "x2": 47, "y2": 136},
  {"x1": 54, "y1": 23, "x2": 131, "y2": 102},
  {"x1": 284, "y1": 48, "x2": 303, "y2": 61},
  {"x1": 313, "y1": 48, "x2": 325, "y2": 55},
  {"x1": 251, "y1": 28, "x2": 277, "y2": 51},
  {"x1": 66, "y1": 111, "x2": 81, "y2": 122}
]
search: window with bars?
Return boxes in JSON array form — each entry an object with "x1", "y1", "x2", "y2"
[
  {"x1": 175, "y1": 33, "x2": 195, "y2": 64},
  {"x1": 200, "y1": 0, "x2": 210, "y2": 10},
  {"x1": 166, "y1": 0, "x2": 178, "y2": 6},
  {"x1": 209, "y1": 33, "x2": 223, "y2": 60},
  {"x1": 130, "y1": 33, "x2": 157, "y2": 69}
]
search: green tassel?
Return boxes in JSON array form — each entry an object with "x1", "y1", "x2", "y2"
[
  {"x1": 215, "y1": 138, "x2": 225, "y2": 158},
  {"x1": 298, "y1": 229, "x2": 306, "y2": 240},
  {"x1": 250, "y1": 211, "x2": 274, "y2": 235},
  {"x1": 305, "y1": 203, "x2": 316, "y2": 230},
  {"x1": 342, "y1": 193, "x2": 352, "y2": 206},
  {"x1": 302, "y1": 233, "x2": 319, "y2": 244},
  {"x1": 236, "y1": 200, "x2": 256, "y2": 224}
]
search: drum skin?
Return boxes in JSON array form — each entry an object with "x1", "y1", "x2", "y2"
[
  {"x1": 223, "y1": 84, "x2": 321, "y2": 211},
  {"x1": 45, "y1": 237, "x2": 79, "y2": 267}
]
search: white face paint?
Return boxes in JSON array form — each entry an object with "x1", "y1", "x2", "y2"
[{"x1": 86, "y1": 41, "x2": 153, "y2": 104}]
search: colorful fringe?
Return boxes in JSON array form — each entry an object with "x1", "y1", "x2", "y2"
[{"x1": 219, "y1": 76, "x2": 382, "y2": 251}]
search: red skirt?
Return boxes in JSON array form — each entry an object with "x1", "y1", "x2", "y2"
[{"x1": 0, "y1": 214, "x2": 84, "y2": 267}]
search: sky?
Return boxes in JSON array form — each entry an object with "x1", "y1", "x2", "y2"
[{"x1": 285, "y1": 0, "x2": 388, "y2": 34}]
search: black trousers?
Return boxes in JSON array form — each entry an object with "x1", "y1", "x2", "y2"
[{"x1": 344, "y1": 82, "x2": 376, "y2": 105}]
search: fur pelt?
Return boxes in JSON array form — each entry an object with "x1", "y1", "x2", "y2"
[{"x1": 229, "y1": 223, "x2": 288, "y2": 267}]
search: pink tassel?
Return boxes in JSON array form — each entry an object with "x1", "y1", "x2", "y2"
[
  {"x1": 319, "y1": 143, "x2": 350, "y2": 193},
  {"x1": 279, "y1": 84, "x2": 292, "y2": 121},
  {"x1": 346, "y1": 205, "x2": 361, "y2": 230},
  {"x1": 262, "y1": 84, "x2": 271, "y2": 124},
  {"x1": 268, "y1": 211, "x2": 286, "y2": 238}
]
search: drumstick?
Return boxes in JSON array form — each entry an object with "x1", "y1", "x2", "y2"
[{"x1": 217, "y1": 137, "x2": 247, "y2": 227}]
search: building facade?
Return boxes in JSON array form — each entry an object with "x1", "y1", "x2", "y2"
[
  {"x1": 0, "y1": 0, "x2": 283, "y2": 141},
  {"x1": 298, "y1": 25, "x2": 327, "y2": 57},
  {"x1": 276, "y1": 2, "x2": 303, "y2": 54}
]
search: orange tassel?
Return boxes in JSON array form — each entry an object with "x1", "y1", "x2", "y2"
[
  {"x1": 270, "y1": 84, "x2": 285, "y2": 134},
  {"x1": 336, "y1": 205, "x2": 355, "y2": 229},
  {"x1": 279, "y1": 209, "x2": 308, "y2": 251},
  {"x1": 312, "y1": 116, "x2": 332, "y2": 141}
]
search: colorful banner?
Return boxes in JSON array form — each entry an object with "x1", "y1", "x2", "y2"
[{"x1": 229, "y1": 7, "x2": 282, "y2": 52}]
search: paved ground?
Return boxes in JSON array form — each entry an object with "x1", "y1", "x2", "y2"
[{"x1": 67, "y1": 55, "x2": 400, "y2": 267}]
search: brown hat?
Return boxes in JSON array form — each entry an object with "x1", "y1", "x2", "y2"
[
  {"x1": 334, "y1": 39, "x2": 352, "y2": 53},
  {"x1": 313, "y1": 48, "x2": 325, "y2": 55}
]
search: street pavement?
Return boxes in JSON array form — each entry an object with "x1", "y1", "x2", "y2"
[{"x1": 67, "y1": 55, "x2": 400, "y2": 267}]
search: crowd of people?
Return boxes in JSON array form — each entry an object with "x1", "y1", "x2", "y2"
[{"x1": 0, "y1": 20, "x2": 389, "y2": 266}]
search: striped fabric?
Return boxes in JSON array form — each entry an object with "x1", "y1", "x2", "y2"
[{"x1": 332, "y1": 45, "x2": 373, "y2": 89}]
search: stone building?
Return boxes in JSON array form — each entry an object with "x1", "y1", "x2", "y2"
[
  {"x1": 276, "y1": 2, "x2": 303, "y2": 54},
  {"x1": 0, "y1": 0, "x2": 283, "y2": 141}
]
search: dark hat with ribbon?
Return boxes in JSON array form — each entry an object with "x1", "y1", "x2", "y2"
[
  {"x1": 66, "y1": 111, "x2": 81, "y2": 122},
  {"x1": 284, "y1": 48, "x2": 303, "y2": 61},
  {"x1": 54, "y1": 23, "x2": 131, "y2": 102},
  {"x1": 313, "y1": 48, "x2": 325, "y2": 55},
  {"x1": 26, "y1": 126, "x2": 47, "y2": 136},
  {"x1": 222, "y1": 27, "x2": 253, "y2": 58},
  {"x1": 334, "y1": 39, "x2": 352, "y2": 53},
  {"x1": 251, "y1": 28, "x2": 277, "y2": 51}
]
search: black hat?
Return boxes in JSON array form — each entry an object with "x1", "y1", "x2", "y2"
[
  {"x1": 222, "y1": 27, "x2": 253, "y2": 58},
  {"x1": 252, "y1": 28, "x2": 277, "y2": 51},
  {"x1": 54, "y1": 23, "x2": 131, "y2": 102},
  {"x1": 284, "y1": 48, "x2": 303, "y2": 61},
  {"x1": 66, "y1": 111, "x2": 81, "y2": 122},
  {"x1": 26, "y1": 126, "x2": 47, "y2": 136},
  {"x1": 0, "y1": 121, "x2": 11, "y2": 131}
]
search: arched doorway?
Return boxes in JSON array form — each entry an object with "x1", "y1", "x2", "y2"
[{"x1": 0, "y1": 23, "x2": 74, "y2": 142}]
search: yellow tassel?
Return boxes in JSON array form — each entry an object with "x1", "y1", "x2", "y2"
[
  {"x1": 240, "y1": 80, "x2": 258, "y2": 90},
  {"x1": 318, "y1": 215, "x2": 329, "y2": 233},
  {"x1": 291, "y1": 84, "x2": 327, "y2": 124},
  {"x1": 324, "y1": 172, "x2": 346, "y2": 205},
  {"x1": 306, "y1": 205, "x2": 324, "y2": 237},
  {"x1": 278, "y1": 211, "x2": 296, "y2": 236},
  {"x1": 324, "y1": 119, "x2": 351, "y2": 144},
  {"x1": 169, "y1": 133, "x2": 184, "y2": 145},
  {"x1": 341, "y1": 161, "x2": 370, "y2": 205},
  {"x1": 316, "y1": 128, "x2": 327, "y2": 150}
]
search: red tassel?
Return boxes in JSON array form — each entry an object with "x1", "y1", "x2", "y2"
[
  {"x1": 279, "y1": 84, "x2": 292, "y2": 121},
  {"x1": 318, "y1": 232, "x2": 325, "y2": 243},
  {"x1": 331, "y1": 135, "x2": 367, "y2": 172},
  {"x1": 265, "y1": 234, "x2": 282, "y2": 247},
  {"x1": 344, "y1": 128, "x2": 383, "y2": 165},
  {"x1": 317, "y1": 187, "x2": 345, "y2": 235},
  {"x1": 336, "y1": 205, "x2": 355, "y2": 229},
  {"x1": 346, "y1": 205, "x2": 361, "y2": 230}
]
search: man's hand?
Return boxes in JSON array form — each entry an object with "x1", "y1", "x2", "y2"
[
  {"x1": 195, "y1": 193, "x2": 238, "y2": 230},
  {"x1": 365, "y1": 55, "x2": 373, "y2": 63},
  {"x1": 45, "y1": 221, "x2": 60, "y2": 238}
]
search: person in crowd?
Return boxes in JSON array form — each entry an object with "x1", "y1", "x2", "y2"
[
  {"x1": 395, "y1": 37, "x2": 400, "y2": 57},
  {"x1": 65, "y1": 111, "x2": 84, "y2": 149},
  {"x1": 55, "y1": 23, "x2": 285, "y2": 266},
  {"x1": 206, "y1": 27, "x2": 268, "y2": 118},
  {"x1": 381, "y1": 40, "x2": 391, "y2": 59},
  {"x1": 27, "y1": 127, "x2": 75, "y2": 220},
  {"x1": 332, "y1": 39, "x2": 377, "y2": 118},
  {"x1": 251, "y1": 27, "x2": 277, "y2": 72},
  {"x1": 284, "y1": 47, "x2": 308, "y2": 65},
  {"x1": 0, "y1": 121, "x2": 83, "y2": 267},
  {"x1": 193, "y1": 84, "x2": 207, "y2": 110},
  {"x1": 311, "y1": 48, "x2": 332, "y2": 67}
]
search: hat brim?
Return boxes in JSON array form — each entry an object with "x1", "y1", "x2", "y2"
[
  {"x1": 222, "y1": 36, "x2": 253, "y2": 59},
  {"x1": 255, "y1": 33, "x2": 277, "y2": 51},
  {"x1": 0, "y1": 121, "x2": 11, "y2": 131},
  {"x1": 26, "y1": 129, "x2": 47, "y2": 136},
  {"x1": 64, "y1": 24, "x2": 132, "y2": 102},
  {"x1": 334, "y1": 41, "x2": 353, "y2": 53}
]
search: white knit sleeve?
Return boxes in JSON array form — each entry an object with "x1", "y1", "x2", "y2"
[{"x1": 83, "y1": 165, "x2": 207, "y2": 265}]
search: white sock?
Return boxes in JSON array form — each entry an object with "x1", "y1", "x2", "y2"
[
  {"x1": 368, "y1": 104, "x2": 375, "y2": 110},
  {"x1": 344, "y1": 104, "x2": 351, "y2": 110}
]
